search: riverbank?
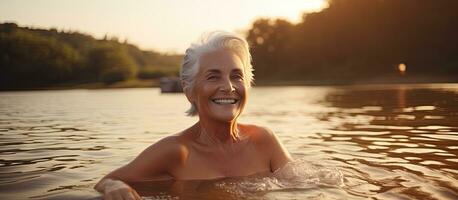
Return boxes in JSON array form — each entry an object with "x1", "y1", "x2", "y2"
[
  {"x1": 1, "y1": 75, "x2": 457, "y2": 91},
  {"x1": 254, "y1": 75, "x2": 458, "y2": 87},
  {"x1": 0, "y1": 79, "x2": 159, "y2": 91}
]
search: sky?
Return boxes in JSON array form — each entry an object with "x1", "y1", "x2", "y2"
[{"x1": 0, "y1": 0, "x2": 328, "y2": 53}]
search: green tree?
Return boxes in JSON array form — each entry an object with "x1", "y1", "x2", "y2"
[{"x1": 88, "y1": 44, "x2": 137, "y2": 84}]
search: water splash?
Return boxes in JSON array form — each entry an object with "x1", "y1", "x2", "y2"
[
  {"x1": 215, "y1": 158, "x2": 344, "y2": 198},
  {"x1": 273, "y1": 157, "x2": 345, "y2": 187}
]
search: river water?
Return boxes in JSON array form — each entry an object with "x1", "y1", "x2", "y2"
[{"x1": 0, "y1": 84, "x2": 457, "y2": 199}]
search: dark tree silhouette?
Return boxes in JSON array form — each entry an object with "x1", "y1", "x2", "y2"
[{"x1": 247, "y1": 0, "x2": 458, "y2": 84}]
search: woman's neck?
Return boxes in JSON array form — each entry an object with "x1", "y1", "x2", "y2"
[{"x1": 195, "y1": 118, "x2": 241, "y2": 146}]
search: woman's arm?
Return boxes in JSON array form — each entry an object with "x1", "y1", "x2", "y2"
[
  {"x1": 94, "y1": 136, "x2": 184, "y2": 199},
  {"x1": 263, "y1": 127, "x2": 293, "y2": 172}
]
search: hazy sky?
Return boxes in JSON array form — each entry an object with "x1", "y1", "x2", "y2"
[{"x1": 0, "y1": 0, "x2": 328, "y2": 53}]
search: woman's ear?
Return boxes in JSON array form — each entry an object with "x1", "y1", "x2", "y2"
[
  {"x1": 184, "y1": 87, "x2": 195, "y2": 104},
  {"x1": 181, "y1": 81, "x2": 192, "y2": 102}
]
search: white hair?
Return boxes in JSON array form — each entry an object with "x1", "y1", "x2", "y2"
[{"x1": 180, "y1": 31, "x2": 254, "y2": 116}]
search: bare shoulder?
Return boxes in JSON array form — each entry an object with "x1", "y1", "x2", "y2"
[
  {"x1": 239, "y1": 123, "x2": 292, "y2": 171},
  {"x1": 142, "y1": 135, "x2": 184, "y2": 156},
  {"x1": 132, "y1": 128, "x2": 195, "y2": 170},
  {"x1": 238, "y1": 123, "x2": 278, "y2": 145},
  {"x1": 141, "y1": 130, "x2": 191, "y2": 164},
  {"x1": 102, "y1": 131, "x2": 191, "y2": 181}
]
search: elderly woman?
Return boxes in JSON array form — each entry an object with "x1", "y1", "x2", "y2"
[{"x1": 94, "y1": 31, "x2": 292, "y2": 200}]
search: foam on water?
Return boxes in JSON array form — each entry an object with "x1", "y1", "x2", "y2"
[
  {"x1": 214, "y1": 157, "x2": 344, "y2": 198},
  {"x1": 136, "y1": 158, "x2": 345, "y2": 200},
  {"x1": 273, "y1": 158, "x2": 345, "y2": 186}
]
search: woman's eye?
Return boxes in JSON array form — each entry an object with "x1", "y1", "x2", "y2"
[
  {"x1": 232, "y1": 75, "x2": 244, "y2": 81},
  {"x1": 207, "y1": 76, "x2": 217, "y2": 80}
]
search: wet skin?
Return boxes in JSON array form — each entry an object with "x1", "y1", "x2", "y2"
[{"x1": 95, "y1": 49, "x2": 292, "y2": 199}]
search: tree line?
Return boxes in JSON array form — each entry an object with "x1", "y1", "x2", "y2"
[
  {"x1": 246, "y1": 0, "x2": 458, "y2": 84},
  {"x1": 0, "y1": 23, "x2": 181, "y2": 90},
  {"x1": 2, "y1": 0, "x2": 458, "y2": 90}
]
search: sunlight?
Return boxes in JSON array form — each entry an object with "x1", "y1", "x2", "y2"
[
  {"x1": 0, "y1": 0, "x2": 330, "y2": 52},
  {"x1": 259, "y1": 0, "x2": 329, "y2": 23}
]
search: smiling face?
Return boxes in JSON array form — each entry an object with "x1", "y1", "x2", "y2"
[{"x1": 187, "y1": 49, "x2": 248, "y2": 122}]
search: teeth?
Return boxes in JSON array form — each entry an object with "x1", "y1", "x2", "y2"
[{"x1": 213, "y1": 98, "x2": 237, "y2": 104}]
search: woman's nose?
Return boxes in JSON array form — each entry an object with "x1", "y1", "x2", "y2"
[{"x1": 220, "y1": 78, "x2": 235, "y2": 92}]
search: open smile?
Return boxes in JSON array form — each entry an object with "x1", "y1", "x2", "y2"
[{"x1": 211, "y1": 98, "x2": 239, "y2": 105}]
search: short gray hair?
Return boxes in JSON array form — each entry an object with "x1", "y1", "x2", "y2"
[{"x1": 180, "y1": 31, "x2": 254, "y2": 116}]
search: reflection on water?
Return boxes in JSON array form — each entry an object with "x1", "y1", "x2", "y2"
[{"x1": 0, "y1": 84, "x2": 457, "y2": 199}]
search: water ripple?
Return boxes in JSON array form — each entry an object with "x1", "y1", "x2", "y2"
[{"x1": 1, "y1": 85, "x2": 458, "y2": 199}]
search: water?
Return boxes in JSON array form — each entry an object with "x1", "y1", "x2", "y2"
[{"x1": 0, "y1": 84, "x2": 457, "y2": 199}]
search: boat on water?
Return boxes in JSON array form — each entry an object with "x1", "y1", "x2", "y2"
[{"x1": 159, "y1": 77, "x2": 183, "y2": 93}]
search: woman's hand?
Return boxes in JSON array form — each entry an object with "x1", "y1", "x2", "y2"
[
  {"x1": 94, "y1": 136, "x2": 183, "y2": 199},
  {"x1": 95, "y1": 178, "x2": 142, "y2": 200}
]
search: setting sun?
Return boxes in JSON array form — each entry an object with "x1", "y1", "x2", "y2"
[{"x1": 255, "y1": 0, "x2": 329, "y2": 23}]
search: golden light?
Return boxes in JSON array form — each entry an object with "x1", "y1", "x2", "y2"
[
  {"x1": 259, "y1": 0, "x2": 329, "y2": 23},
  {"x1": 0, "y1": 0, "x2": 331, "y2": 52},
  {"x1": 398, "y1": 63, "x2": 407, "y2": 75}
]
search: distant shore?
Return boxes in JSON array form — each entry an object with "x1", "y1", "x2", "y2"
[
  {"x1": 2, "y1": 75, "x2": 458, "y2": 92},
  {"x1": 254, "y1": 75, "x2": 458, "y2": 87},
  {"x1": 0, "y1": 79, "x2": 159, "y2": 91}
]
